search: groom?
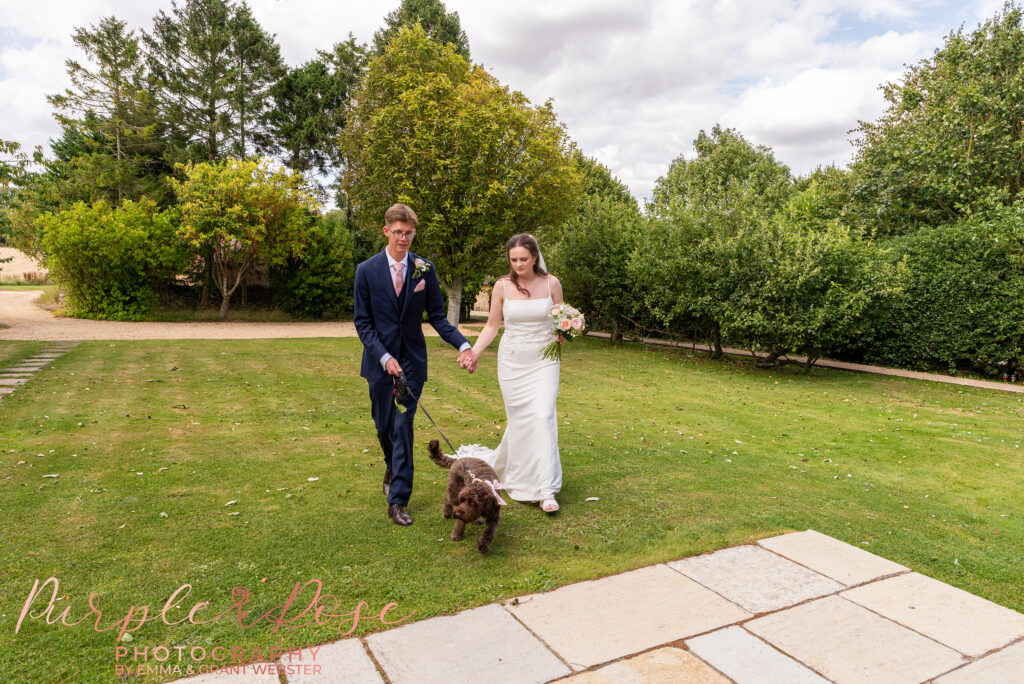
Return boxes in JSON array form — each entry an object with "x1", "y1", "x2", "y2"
[{"x1": 353, "y1": 203, "x2": 474, "y2": 526}]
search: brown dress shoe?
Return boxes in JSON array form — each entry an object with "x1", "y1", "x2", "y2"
[
  {"x1": 388, "y1": 503, "x2": 413, "y2": 526},
  {"x1": 382, "y1": 467, "x2": 393, "y2": 497}
]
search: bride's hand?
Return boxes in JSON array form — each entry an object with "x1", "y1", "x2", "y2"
[{"x1": 460, "y1": 349, "x2": 479, "y2": 373}]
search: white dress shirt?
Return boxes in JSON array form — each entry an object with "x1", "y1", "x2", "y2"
[{"x1": 379, "y1": 250, "x2": 469, "y2": 370}]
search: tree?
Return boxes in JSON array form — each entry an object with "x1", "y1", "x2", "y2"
[
  {"x1": 715, "y1": 220, "x2": 904, "y2": 369},
  {"x1": 270, "y1": 210, "x2": 356, "y2": 319},
  {"x1": 267, "y1": 37, "x2": 366, "y2": 178},
  {"x1": 848, "y1": 206, "x2": 1024, "y2": 376},
  {"x1": 146, "y1": 0, "x2": 281, "y2": 163},
  {"x1": 853, "y1": 2, "x2": 1024, "y2": 235},
  {"x1": 636, "y1": 126, "x2": 793, "y2": 355},
  {"x1": 550, "y1": 194, "x2": 642, "y2": 343},
  {"x1": 227, "y1": 2, "x2": 284, "y2": 159},
  {"x1": 46, "y1": 16, "x2": 167, "y2": 204},
  {"x1": 0, "y1": 140, "x2": 42, "y2": 247},
  {"x1": 341, "y1": 25, "x2": 580, "y2": 324},
  {"x1": 170, "y1": 158, "x2": 317, "y2": 318},
  {"x1": 372, "y1": 0, "x2": 470, "y2": 59},
  {"x1": 39, "y1": 199, "x2": 188, "y2": 320}
]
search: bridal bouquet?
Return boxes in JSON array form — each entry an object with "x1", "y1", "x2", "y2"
[{"x1": 542, "y1": 303, "x2": 586, "y2": 361}]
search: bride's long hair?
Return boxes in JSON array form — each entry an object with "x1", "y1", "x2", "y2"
[{"x1": 505, "y1": 233, "x2": 548, "y2": 297}]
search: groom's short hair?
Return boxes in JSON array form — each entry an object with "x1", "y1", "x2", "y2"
[{"x1": 385, "y1": 203, "x2": 418, "y2": 228}]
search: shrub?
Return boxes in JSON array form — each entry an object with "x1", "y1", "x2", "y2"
[
  {"x1": 550, "y1": 194, "x2": 642, "y2": 342},
  {"x1": 270, "y1": 211, "x2": 355, "y2": 319},
  {"x1": 849, "y1": 207, "x2": 1024, "y2": 376},
  {"x1": 40, "y1": 199, "x2": 187, "y2": 320}
]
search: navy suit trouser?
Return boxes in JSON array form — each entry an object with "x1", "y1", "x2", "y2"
[{"x1": 368, "y1": 374, "x2": 421, "y2": 506}]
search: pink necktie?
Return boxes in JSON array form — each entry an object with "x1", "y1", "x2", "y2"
[{"x1": 393, "y1": 262, "x2": 404, "y2": 297}]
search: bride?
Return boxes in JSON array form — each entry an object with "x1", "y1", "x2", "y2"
[{"x1": 462, "y1": 233, "x2": 563, "y2": 513}]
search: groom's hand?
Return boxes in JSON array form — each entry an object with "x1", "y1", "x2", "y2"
[{"x1": 385, "y1": 358, "x2": 403, "y2": 376}]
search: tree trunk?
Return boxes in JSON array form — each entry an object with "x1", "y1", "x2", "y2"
[
  {"x1": 611, "y1": 319, "x2": 623, "y2": 345},
  {"x1": 711, "y1": 323, "x2": 723, "y2": 359},
  {"x1": 444, "y1": 274, "x2": 463, "y2": 326},
  {"x1": 218, "y1": 293, "x2": 232, "y2": 319}
]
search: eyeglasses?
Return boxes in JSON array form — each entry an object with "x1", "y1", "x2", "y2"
[{"x1": 388, "y1": 229, "x2": 416, "y2": 240}]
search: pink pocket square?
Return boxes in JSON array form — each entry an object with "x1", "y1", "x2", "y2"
[{"x1": 413, "y1": 280, "x2": 426, "y2": 293}]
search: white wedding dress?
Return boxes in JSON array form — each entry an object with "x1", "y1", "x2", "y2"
[{"x1": 456, "y1": 280, "x2": 562, "y2": 502}]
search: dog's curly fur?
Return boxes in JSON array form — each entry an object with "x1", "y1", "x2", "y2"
[{"x1": 427, "y1": 439, "x2": 502, "y2": 553}]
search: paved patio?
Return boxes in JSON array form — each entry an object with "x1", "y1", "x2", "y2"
[{"x1": 176, "y1": 530, "x2": 1024, "y2": 683}]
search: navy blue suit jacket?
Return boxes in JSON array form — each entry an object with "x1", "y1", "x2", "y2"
[{"x1": 353, "y1": 250, "x2": 468, "y2": 386}]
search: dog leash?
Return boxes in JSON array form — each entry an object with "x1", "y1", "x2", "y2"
[{"x1": 393, "y1": 371, "x2": 457, "y2": 454}]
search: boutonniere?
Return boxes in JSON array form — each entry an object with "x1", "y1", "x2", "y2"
[{"x1": 412, "y1": 258, "x2": 430, "y2": 279}]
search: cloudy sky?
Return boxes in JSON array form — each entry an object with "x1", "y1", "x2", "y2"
[{"x1": 0, "y1": 0, "x2": 1007, "y2": 200}]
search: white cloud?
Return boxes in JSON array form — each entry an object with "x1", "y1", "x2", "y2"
[{"x1": 0, "y1": 0, "x2": 998, "y2": 201}]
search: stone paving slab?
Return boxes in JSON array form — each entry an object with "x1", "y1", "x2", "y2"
[
  {"x1": 934, "y1": 640, "x2": 1024, "y2": 684},
  {"x1": 365, "y1": 603, "x2": 570, "y2": 684},
  {"x1": 668, "y1": 544, "x2": 843, "y2": 613},
  {"x1": 758, "y1": 529, "x2": 908, "y2": 586},
  {"x1": 842, "y1": 572, "x2": 1024, "y2": 657},
  {"x1": 0, "y1": 377, "x2": 29, "y2": 385},
  {"x1": 0, "y1": 387, "x2": 15, "y2": 395},
  {"x1": 553, "y1": 647, "x2": 729, "y2": 683},
  {"x1": 686, "y1": 626, "x2": 830, "y2": 683},
  {"x1": 746, "y1": 595, "x2": 965, "y2": 684},
  {"x1": 284, "y1": 641, "x2": 383, "y2": 684},
  {"x1": 506, "y1": 564, "x2": 751, "y2": 670}
]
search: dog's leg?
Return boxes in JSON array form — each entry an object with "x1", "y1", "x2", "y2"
[
  {"x1": 451, "y1": 519, "x2": 466, "y2": 541},
  {"x1": 443, "y1": 499, "x2": 454, "y2": 519},
  {"x1": 477, "y1": 516, "x2": 499, "y2": 553}
]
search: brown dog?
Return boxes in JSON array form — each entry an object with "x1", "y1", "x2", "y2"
[{"x1": 427, "y1": 439, "x2": 505, "y2": 553}]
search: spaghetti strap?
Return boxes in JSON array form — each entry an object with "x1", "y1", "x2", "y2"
[{"x1": 498, "y1": 278, "x2": 506, "y2": 296}]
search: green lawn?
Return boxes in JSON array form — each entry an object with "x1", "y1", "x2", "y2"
[
  {"x1": 0, "y1": 341, "x2": 46, "y2": 366},
  {"x1": 0, "y1": 337, "x2": 1021, "y2": 682}
]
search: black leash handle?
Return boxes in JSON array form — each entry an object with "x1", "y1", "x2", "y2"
[{"x1": 394, "y1": 371, "x2": 457, "y2": 455}]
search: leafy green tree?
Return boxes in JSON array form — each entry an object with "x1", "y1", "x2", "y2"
[
  {"x1": 341, "y1": 25, "x2": 580, "y2": 324},
  {"x1": 170, "y1": 158, "x2": 317, "y2": 318},
  {"x1": 46, "y1": 16, "x2": 168, "y2": 204},
  {"x1": 849, "y1": 206, "x2": 1024, "y2": 376},
  {"x1": 1, "y1": 140, "x2": 42, "y2": 247},
  {"x1": 636, "y1": 126, "x2": 793, "y2": 355},
  {"x1": 853, "y1": 2, "x2": 1024, "y2": 235},
  {"x1": 372, "y1": 0, "x2": 470, "y2": 59},
  {"x1": 39, "y1": 199, "x2": 188, "y2": 319},
  {"x1": 267, "y1": 37, "x2": 366, "y2": 177},
  {"x1": 716, "y1": 220, "x2": 905, "y2": 369},
  {"x1": 270, "y1": 210, "x2": 356, "y2": 318},
  {"x1": 227, "y1": 2, "x2": 284, "y2": 159},
  {"x1": 146, "y1": 0, "x2": 281, "y2": 163},
  {"x1": 550, "y1": 194, "x2": 642, "y2": 343},
  {"x1": 573, "y1": 150, "x2": 637, "y2": 210}
]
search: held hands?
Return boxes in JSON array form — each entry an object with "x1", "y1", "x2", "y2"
[{"x1": 458, "y1": 349, "x2": 478, "y2": 373}]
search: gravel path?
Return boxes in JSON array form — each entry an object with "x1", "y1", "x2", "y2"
[
  {"x1": 0, "y1": 289, "x2": 364, "y2": 340},
  {"x1": 3, "y1": 289, "x2": 1021, "y2": 394}
]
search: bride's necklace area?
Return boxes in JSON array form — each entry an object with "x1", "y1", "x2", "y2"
[{"x1": 508, "y1": 274, "x2": 547, "y2": 300}]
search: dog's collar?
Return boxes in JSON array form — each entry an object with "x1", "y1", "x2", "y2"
[{"x1": 466, "y1": 468, "x2": 507, "y2": 506}]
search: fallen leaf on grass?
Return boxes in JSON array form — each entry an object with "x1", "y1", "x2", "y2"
[
  {"x1": 585, "y1": 497, "x2": 600, "y2": 502},
  {"x1": 225, "y1": 500, "x2": 237, "y2": 506},
  {"x1": 42, "y1": 474, "x2": 59, "y2": 478}
]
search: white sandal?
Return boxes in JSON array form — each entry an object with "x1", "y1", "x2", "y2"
[{"x1": 540, "y1": 498, "x2": 559, "y2": 513}]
